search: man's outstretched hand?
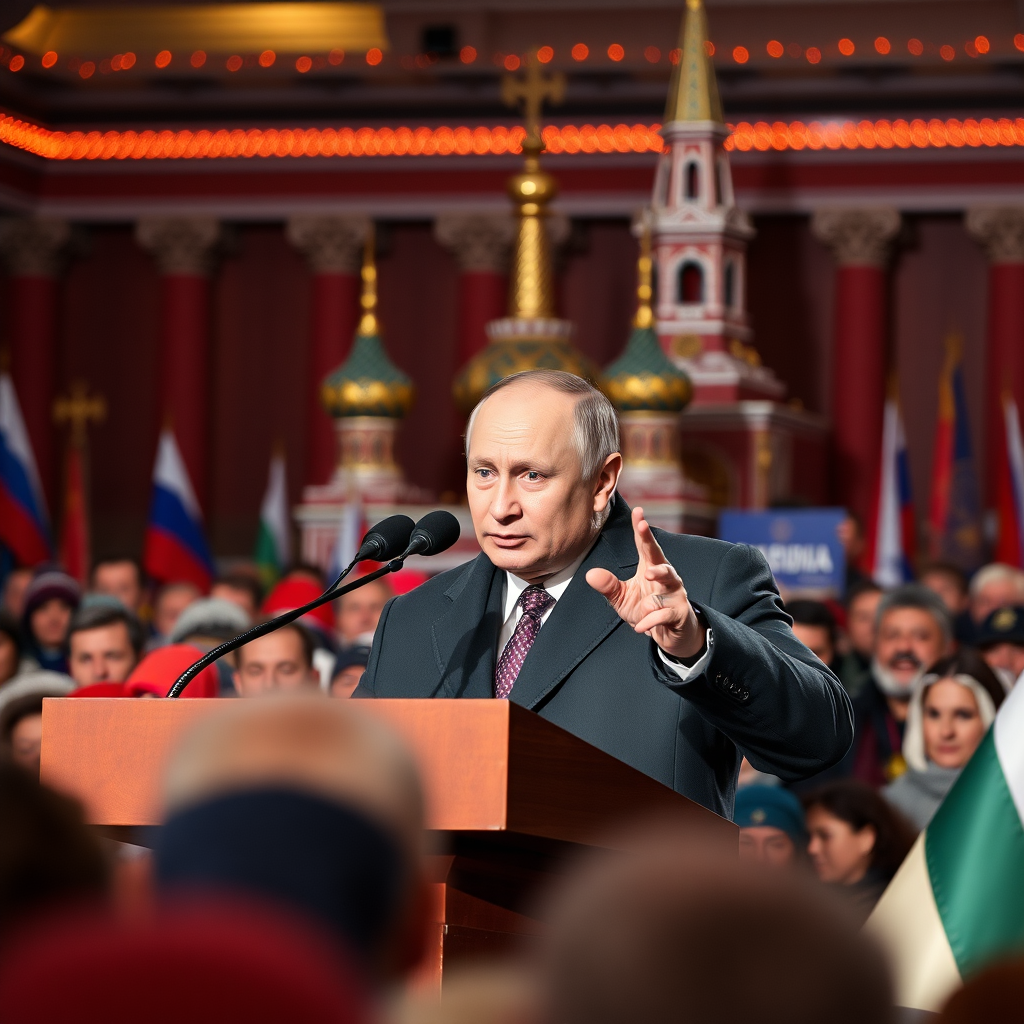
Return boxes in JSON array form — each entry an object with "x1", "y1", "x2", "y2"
[{"x1": 586, "y1": 506, "x2": 705, "y2": 660}]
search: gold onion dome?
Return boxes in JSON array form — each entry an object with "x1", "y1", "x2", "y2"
[
  {"x1": 452, "y1": 54, "x2": 600, "y2": 413},
  {"x1": 603, "y1": 222, "x2": 691, "y2": 412},
  {"x1": 322, "y1": 229, "x2": 413, "y2": 419}
]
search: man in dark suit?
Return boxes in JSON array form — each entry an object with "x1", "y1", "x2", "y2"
[{"x1": 355, "y1": 371, "x2": 853, "y2": 816}]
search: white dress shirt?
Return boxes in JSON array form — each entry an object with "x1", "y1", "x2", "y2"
[{"x1": 496, "y1": 557, "x2": 714, "y2": 684}]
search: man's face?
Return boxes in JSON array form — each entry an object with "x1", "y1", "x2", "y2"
[
  {"x1": 154, "y1": 584, "x2": 200, "y2": 638},
  {"x1": 921, "y1": 571, "x2": 968, "y2": 616},
  {"x1": 738, "y1": 826, "x2": 797, "y2": 868},
  {"x1": 234, "y1": 630, "x2": 316, "y2": 696},
  {"x1": 335, "y1": 582, "x2": 390, "y2": 645},
  {"x1": 875, "y1": 607, "x2": 947, "y2": 689},
  {"x1": 2, "y1": 568, "x2": 32, "y2": 618},
  {"x1": 210, "y1": 582, "x2": 257, "y2": 620},
  {"x1": 466, "y1": 385, "x2": 619, "y2": 583},
  {"x1": 847, "y1": 590, "x2": 882, "y2": 659},
  {"x1": 982, "y1": 642, "x2": 1024, "y2": 687},
  {"x1": 330, "y1": 664, "x2": 365, "y2": 698},
  {"x1": 69, "y1": 623, "x2": 137, "y2": 686},
  {"x1": 10, "y1": 712, "x2": 43, "y2": 775},
  {"x1": 30, "y1": 598, "x2": 72, "y2": 648},
  {"x1": 972, "y1": 579, "x2": 1024, "y2": 625},
  {"x1": 792, "y1": 622, "x2": 834, "y2": 666},
  {"x1": 92, "y1": 562, "x2": 143, "y2": 613}
]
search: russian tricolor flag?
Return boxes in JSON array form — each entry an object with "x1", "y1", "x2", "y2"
[
  {"x1": 143, "y1": 429, "x2": 214, "y2": 590},
  {"x1": 0, "y1": 373, "x2": 52, "y2": 566},
  {"x1": 865, "y1": 389, "x2": 916, "y2": 587},
  {"x1": 995, "y1": 394, "x2": 1024, "y2": 567}
]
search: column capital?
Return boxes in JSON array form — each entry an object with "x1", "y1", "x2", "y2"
[
  {"x1": 286, "y1": 215, "x2": 371, "y2": 274},
  {"x1": 434, "y1": 212, "x2": 515, "y2": 273},
  {"x1": 135, "y1": 217, "x2": 222, "y2": 276},
  {"x1": 0, "y1": 217, "x2": 71, "y2": 277},
  {"x1": 811, "y1": 207, "x2": 901, "y2": 268},
  {"x1": 965, "y1": 207, "x2": 1024, "y2": 264}
]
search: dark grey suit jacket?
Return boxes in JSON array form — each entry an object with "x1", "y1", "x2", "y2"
[{"x1": 354, "y1": 496, "x2": 853, "y2": 817}]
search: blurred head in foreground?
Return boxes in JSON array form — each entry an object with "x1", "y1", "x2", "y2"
[
  {"x1": 938, "y1": 955, "x2": 1024, "y2": 1023},
  {"x1": 155, "y1": 696, "x2": 430, "y2": 987},
  {"x1": 536, "y1": 840, "x2": 893, "y2": 1024},
  {"x1": 0, "y1": 900, "x2": 367, "y2": 1024},
  {"x1": 0, "y1": 761, "x2": 109, "y2": 942}
]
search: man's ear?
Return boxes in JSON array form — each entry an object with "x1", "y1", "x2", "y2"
[{"x1": 593, "y1": 452, "x2": 622, "y2": 512}]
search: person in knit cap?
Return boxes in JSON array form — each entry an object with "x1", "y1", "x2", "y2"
[
  {"x1": 883, "y1": 648, "x2": 1004, "y2": 832},
  {"x1": 20, "y1": 567, "x2": 81, "y2": 674},
  {"x1": 0, "y1": 672, "x2": 75, "y2": 774},
  {"x1": 734, "y1": 785, "x2": 806, "y2": 868}
]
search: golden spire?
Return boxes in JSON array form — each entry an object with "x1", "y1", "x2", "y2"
[
  {"x1": 501, "y1": 51, "x2": 566, "y2": 319},
  {"x1": 664, "y1": 0, "x2": 723, "y2": 125},
  {"x1": 634, "y1": 218, "x2": 654, "y2": 330},
  {"x1": 356, "y1": 225, "x2": 379, "y2": 337}
]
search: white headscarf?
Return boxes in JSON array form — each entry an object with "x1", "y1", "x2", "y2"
[{"x1": 902, "y1": 673, "x2": 998, "y2": 772}]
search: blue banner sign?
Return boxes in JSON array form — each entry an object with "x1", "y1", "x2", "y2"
[{"x1": 717, "y1": 508, "x2": 847, "y2": 596}]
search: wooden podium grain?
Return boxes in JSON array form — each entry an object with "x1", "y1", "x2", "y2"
[{"x1": 41, "y1": 697, "x2": 734, "y2": 989}]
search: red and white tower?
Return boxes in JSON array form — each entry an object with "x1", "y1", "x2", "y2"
[{"x1": 652, "y1": 0, "x2": 783, "y2": 403}]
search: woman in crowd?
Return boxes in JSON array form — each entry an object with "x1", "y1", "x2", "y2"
[
  {"x1": 884, "y1": 649, "x2": 1004, "y2": 831},
  {"x1": 802, "y1": 779, "x2": 916, "y2": 922}
]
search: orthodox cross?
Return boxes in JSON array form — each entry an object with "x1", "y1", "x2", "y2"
[
  {"x1": 501, "y1": 52, "x2": 566, "y2": 148},
  {"x1": 54, "y1": 381, "x2": 106, "y2": 446}
]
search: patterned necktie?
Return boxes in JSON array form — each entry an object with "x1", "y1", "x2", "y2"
[{"x1": 494, "y1": 585, "x2": 555, "y2": 700}]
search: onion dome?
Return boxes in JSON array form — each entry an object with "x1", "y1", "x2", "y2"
[
  {"x1": 452, "y1": 55, "x2": 600, "y2": 413},
  {"x1": 322, "y1": 228, "x2": 413, "y2": 419},
  {"x1": 603, "y1": 220, "x2": 692, "y2": 413}
]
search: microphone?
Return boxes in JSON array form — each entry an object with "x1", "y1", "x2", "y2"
[
  {"x1": 397, "y1": 510, "x2": 461, "y2": 560},
  {"x1": 354, "y1": 515, "x2": 415, "y2": 563}
]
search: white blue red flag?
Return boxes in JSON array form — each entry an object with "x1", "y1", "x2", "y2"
[
  {"x1": 0, "y1": 372, "x2": 52, "y2": 565},
  {"x1": 865, "y1": 390, "x2": 916, "y2": 587},
  {"x1": 143, "y1": 429, "x2": 214, "y2": 590},
  {"x1": 995, "y1": 394, "x2": 1024, "y2": 567}
]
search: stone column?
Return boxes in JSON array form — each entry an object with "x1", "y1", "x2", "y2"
[
  {"x1": 966, "y1": 207, "x2": 1024, "y2": 511},
  {"x1": 286, "y1": 215, "x2": 370, "y2": 488},
  {"x1": 434, "y1": 212, "x2": 515, "y2": 365},
  {"x1": 0, "y1": 217, "x2": 71, "y2": 506},
  {"x1": 811, "y1": 208, "x2": 901, "y2": 525},
  {"x1": 136, "y1": 217, "x2": 222, "y2": 509}
]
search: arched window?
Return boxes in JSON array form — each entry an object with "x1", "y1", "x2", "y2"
[
  {"x1": 714, "y1": 160, "x2": 724, "y2": 206},
  {"x1": 723, "y1": 260, "x2": 735, "y2": 308},
  {"x1": 678, "y1": 261, "x2": 704, "y2": 304},
  {"x1": 684, "y1": 161, "x2": 700, "y2": 201}
]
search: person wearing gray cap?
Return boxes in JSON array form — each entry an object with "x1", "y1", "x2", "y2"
[{"x1": 0, "y1": 671, "x2": 75, "y2": 775}]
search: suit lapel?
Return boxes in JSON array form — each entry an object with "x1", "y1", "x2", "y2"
[
  {"x1": 431, "y1": 554, "x2": 504, "y2": 698},
  {"x1": 509, "y1": 496, "x2": 638, "y2": 710}
]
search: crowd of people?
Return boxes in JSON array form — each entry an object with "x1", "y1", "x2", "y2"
[{"x1": 1, "y1": 547, "x2": 1023, "y2": 1020}]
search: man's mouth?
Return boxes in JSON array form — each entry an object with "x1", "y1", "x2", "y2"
[{"x1": 487, "y1": 534, "x2": 530, "y2": 548}]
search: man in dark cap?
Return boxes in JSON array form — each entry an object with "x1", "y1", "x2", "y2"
[
  {"x1": 21, "y1": 567, "x2": 81, "y2": 675},
  {"x1": 973, "y1": 605, "x2": 1024, "y2": 691},
  {"x1": 735, "y1": 785, "x2": 806, "y2": 868}
]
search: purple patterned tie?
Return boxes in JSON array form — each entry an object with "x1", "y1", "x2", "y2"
[{"x1": 494, "y1": 585, "x2": 555, "y2": 700}]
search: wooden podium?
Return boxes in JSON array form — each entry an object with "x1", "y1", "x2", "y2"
[{"x1": 41, "y1": 698, "x2": 733, "y2": 988}]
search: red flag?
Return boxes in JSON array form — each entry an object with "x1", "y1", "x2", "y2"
[{"x1": 58, "y1": 441, "x2": 89, "y2": 586}]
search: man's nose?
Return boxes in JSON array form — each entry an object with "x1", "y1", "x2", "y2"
[{"x1": 490, "y1": 477, "x2": 520, "y2": 520}]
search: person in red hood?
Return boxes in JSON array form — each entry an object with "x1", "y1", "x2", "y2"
[{"x1": 69, "y1": 644, "x2": 220, "y2": 699}]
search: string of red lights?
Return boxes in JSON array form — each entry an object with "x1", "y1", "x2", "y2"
[
  {"x1": 2, "y1": 31, "x2": 1023, "y2": 77},
  {"x1": 1, "y1": 116, "x2": 1022, "y2": 162}
]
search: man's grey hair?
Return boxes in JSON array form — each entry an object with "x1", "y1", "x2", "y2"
[
  {"x1": 464, "y1": 369, "x2": 620, "y2": 481},
  {"x1": 969, "y1": 562, "x2": 1024, "y2": 600},
  {"x1": 876, "y1": 584, "x2": 953, "y2": 642}
]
